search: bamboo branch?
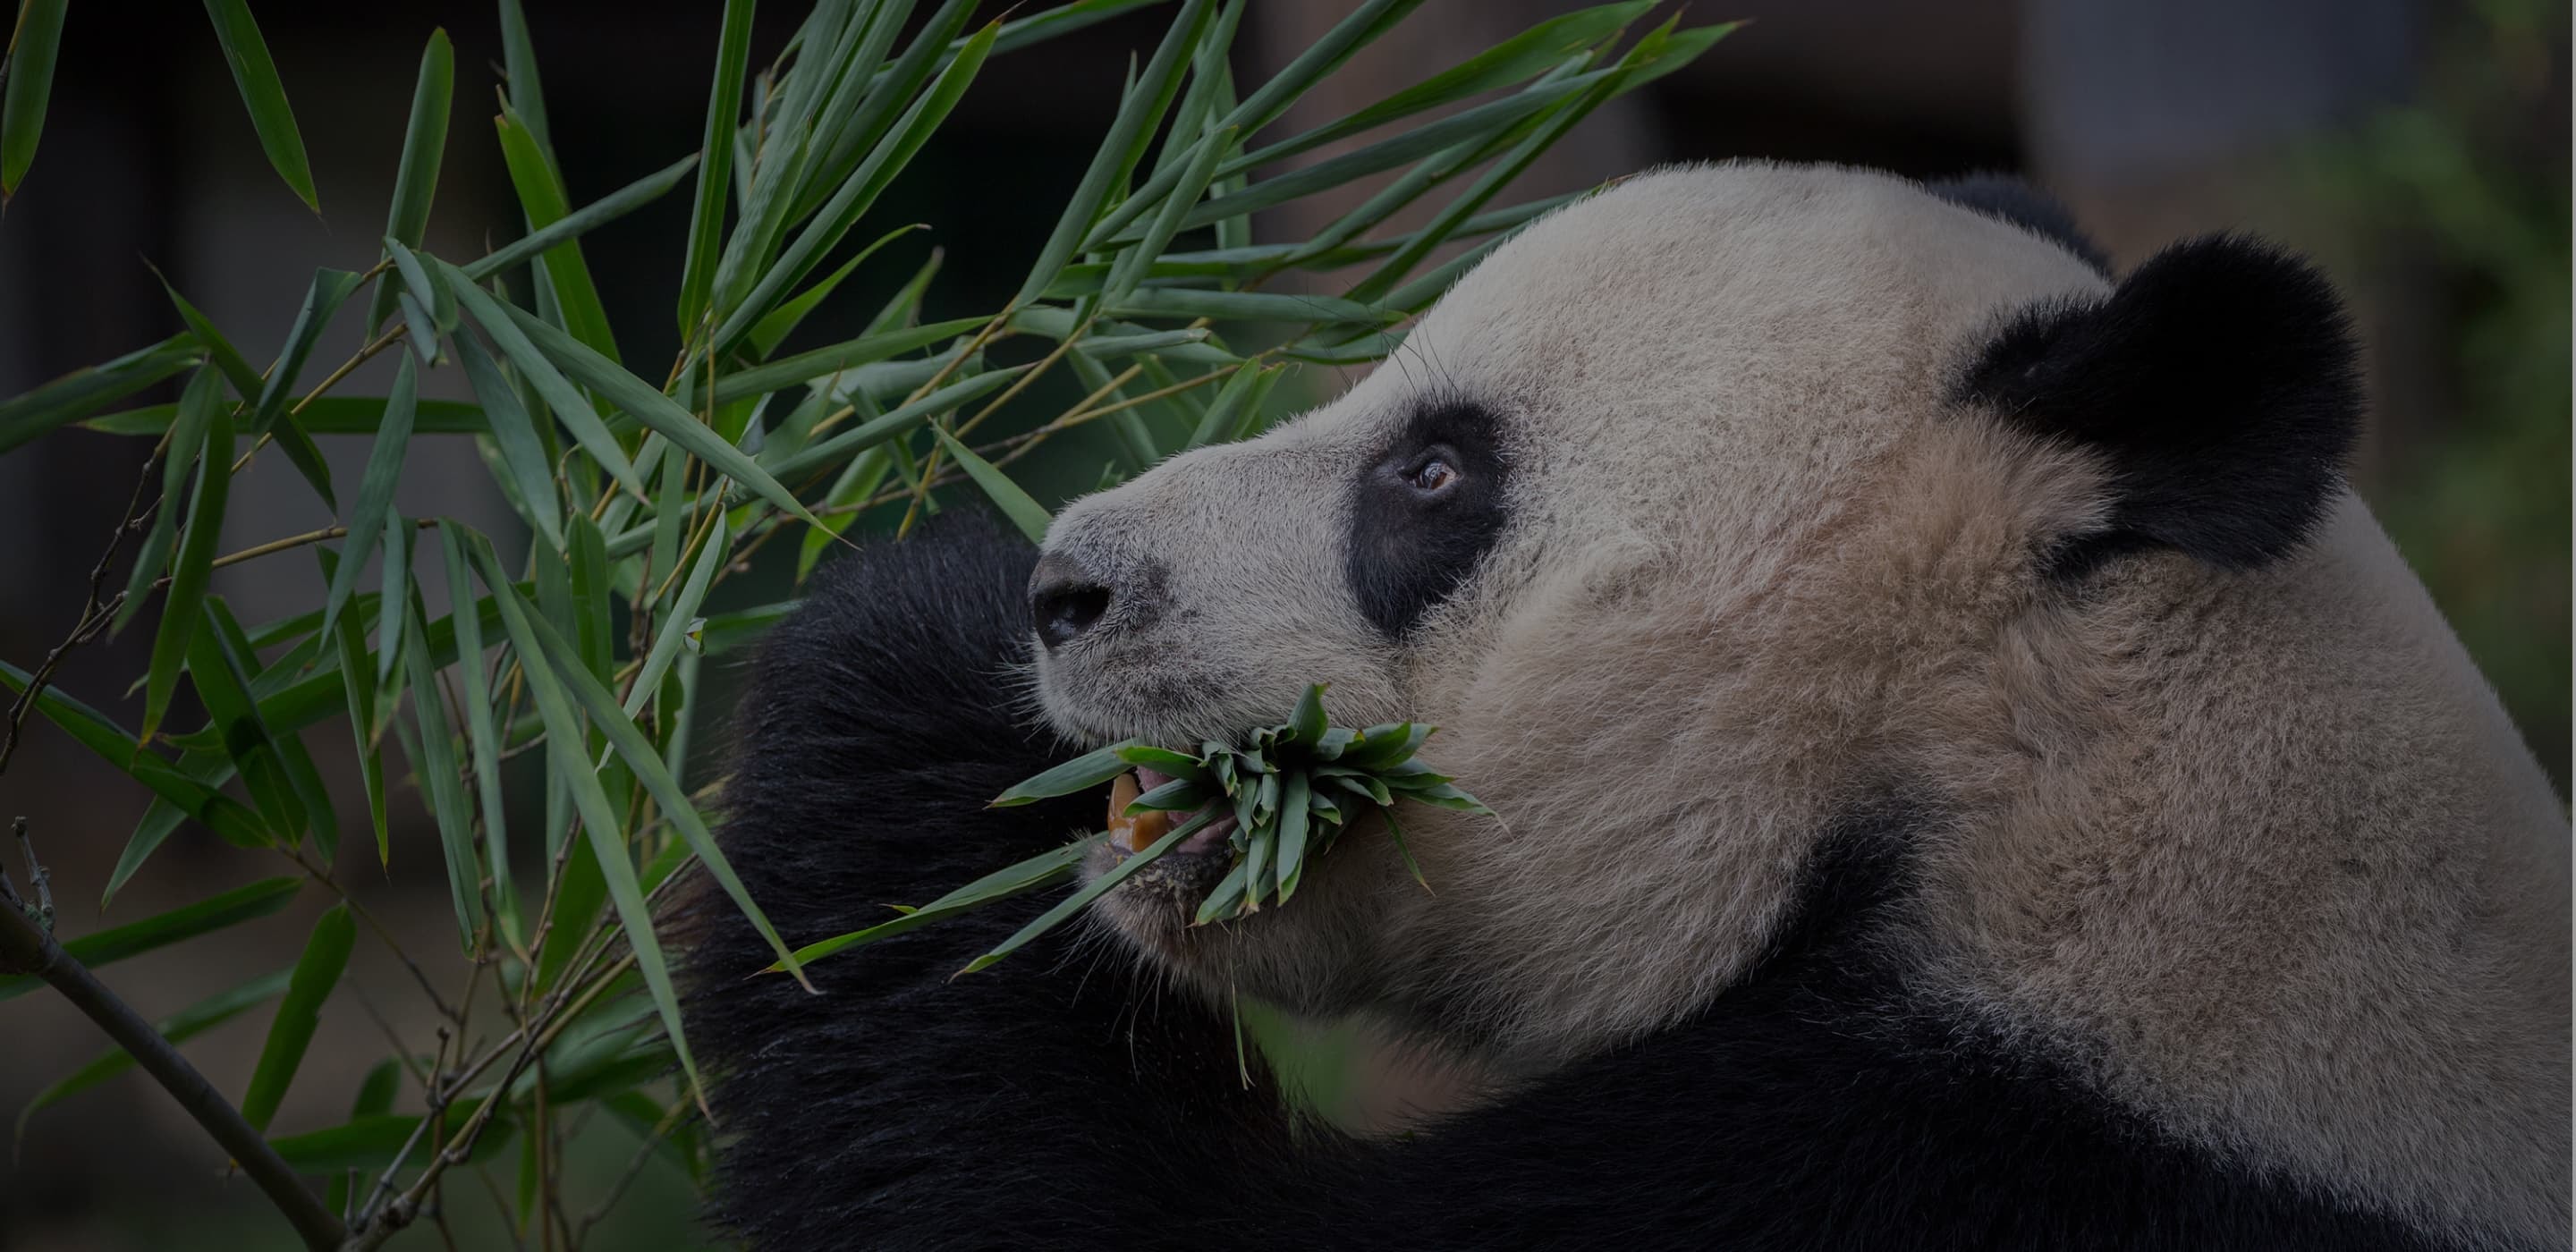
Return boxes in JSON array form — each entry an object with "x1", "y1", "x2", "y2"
[{"x1": 0, "y1": 880, "x2": 346, "y2": 1251}]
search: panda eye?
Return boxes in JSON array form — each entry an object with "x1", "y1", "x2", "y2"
[{"x1": 1404, "y1": 451, "x2": 1462, "y2": 495}]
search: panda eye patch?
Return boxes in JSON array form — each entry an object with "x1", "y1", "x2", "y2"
[{"x1": 1346, "y1": 401, "x2": 1512, "y2": 639}]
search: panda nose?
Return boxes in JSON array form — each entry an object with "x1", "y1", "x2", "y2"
[{"x1": 1029, "y1": 553, "x2": 1114, "y2": 650}]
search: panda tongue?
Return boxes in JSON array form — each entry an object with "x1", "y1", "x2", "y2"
[{"x1": 1112, "y1": 767, "x2": 1235, "y2": 856}]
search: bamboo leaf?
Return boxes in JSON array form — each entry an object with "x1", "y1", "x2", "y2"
[
  {"x1": 622, "y1": 515, "x2": 726, "y2": 718},
  {"x1": 246, "y1": 267, "x2": 364, "y2": 439},
  {"x1": 201, "y1": 0, "x2": 318, "y2": 210},
  {"x1": 495, "y1": 101, "x2": 620, "y2": 365},
  {"x1": 451, "y1": 332, "x2": 564, "y2": 551},
  {"x1": 530, "y1": 520, "x2": 583, "y2": 870},
  {"x1": 147, "y1": 266, "x2": 263, "y2": 399},
  {"x1": 496, "y1": 0, "x2": 549, "y2": 148},
  {"x1": 365, "y1": 29, "x2": 453, "y2": 335},
  {"x1": 745, "y1": 223, "x2": 927, "y2": 358},
  {"x1": 929, "y1": 424, "x2": 1051, "y2": 544},
  {"x1": 373, "y1": 509, "x2": 413, "y2": 688},
  {"x1": 701, "y1": 0, "x2": 846, "y2": 327},
  {"x1": 238, "y1": 903, "x2": 355, "y2": 1132},
  {"x1": 320, "y1": 352, "x2": 418, "y2": 641},
  {"x1": 268, "y1": 410, "x2": 340, "y2": 513},
  {"x1": 461, "y1": 153, "x2": 697, "y2": 283},
  {"x1": 990, "y1": 739, "x2": 1140, "y2": 806},
  {"x1": 1287, "y1": 682, "x2": 1327, "y2": 744},
  {"x1": 1063, "y1": 350, "x2": 1162, "y2": 468},
  {"x1": 1191, "y1": 858, "x2": 1249, "y2": 925},
  {"x1": 714, "y1": 13, "x2": 996, "y2": 351},
  {"x1": 1382, "y1": 804, "x2": 1431, "y2": 892},
  {"x1": 1080, "y1": 0, "x2": 1438, "y2": 247},
  {"x1": 678, "y1": 0, "x2": 759, "y2": 335},
  {"x1": 202, "y1": 598, "x2": 337, "y2": 861},
  {"x1": 316, "y1": 550, "x2": 389, "y2": 865},
  {"x1": 1085, "y1": 190, "x2": 1580, "y2": 285},
  {"x1": 1240, "y1": 808, "x2": 1271, "y2": 905},
  {"x1": 796, "y1": 449, "x2": 890, "y2": 580},
  {"x1": 244, "y1": 264, "x2": 360, "y2": 512},
  {"x1": 1107, "y1": 287, "x2": 1393, "y2": 326},
  {"x1": 787, "y1": 0, "x2": 928, "y2": 224},
  {"x1": 438, "y1": 523, "x2": 512, "y2": 935},
  {"x1": 1275, "y1": 768, "x2": 1312, "y2": 901},
  {"x1": 1112, "y1": 742, "x2": 1209, "y2": 781},
  {"x1": 567, "y1": 514, "x2": 613, "y2": 683},
  {"x1": 1240, "y1": 2, "x2": 1649, "y2": 173},
  {"x1": 113, "y1": 368, "x2": 224, "y2": 638},
  {"x1": 1016, "y1": 0, "x2": 1212, "y2": 306},
  {"x1": 1165, "y1": 72, "x2": 1595, "y2": 235},
  {"x1": 398, "y1": 579, "x2": 486, "y2": 949},
  {"x1": 0, "y1": 336, "x2": 202, "y2": 456},
  {"x1": 960, "y1": 810, "x2": 1214, "y2": 974},
  {"x1": 991, "y1": 0, "x2": 1165, "y2": 55},
  {"x1": 1125, "y1": 776, "x2": 1209, "y2": 813},
  {"x1": 271, "y1": 1112, "x2": 514, "y2": 1174},
  {"x1": 772, "y1": 836, "x2": 1103, "y2": 970},
  {"x1": 0, "y1": 0, "x2": 67, "y2": 196},
  {"x1": 708, "y1": 314, "x2": 983, "y2": 406},
  {"x1": 1103, "y1": 124, "x2": 1235, "y2": 306},
  {"x1": 435, "y1": 258, "x2": 645, "y2": 498},
  {"x1": 763, "y1": 361, "x2": 1022, "y2": 482},
  {"x1": 1347, "y1": 29, "x2": 1686, "y2": 303},
  {"x1": 462, "y1": 540, "x2": 702, "y2": 1100},
  {"x1": 0, "y1": 659, "x2": 276, "y2": 881},
  {"x1": 1182, "y1": 360, "x2": 1275, "y2": 451},
  {"x1": 84, "y1": 395, "x2": 486, "y2": 437},
  {"x1": 647, "y1": 440, "x2": 688, "y2": 608},
  {"x1": 14, "y1": 968, "x2": 292, "y2": 1142},
  {"x1": 1220, "y1": 0, "x2": 1428, "y2": 140},
  {"x1": 533, "y1": 841, "x2": 604, "y2": 994},
  {"x1": 1068, "y1": 328, "x2": 1214, "y2": 360},
  {"x1": 1145, "y1": 0, "x2": 1239, "y2": 177},
  {"x1": 113, "y1": 507, "x2": 179, "y2": 639},
  {"x1": 483, "y1": 292, "x2": 825, "y2": 529},
  {"x1": 464, "y1": 529, "x2": 811, "y2": 989},
  {"x1": 140, "y1": 401, "x2": 233, "y2": 744},
  {"x1": 0, "y1": 877, "x2": 301, "y2": 1002},
  {"x1": 866, "y1": 246, "x2": 942, "y2": 335}
]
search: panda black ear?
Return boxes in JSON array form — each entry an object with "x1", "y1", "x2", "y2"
[{"x1": 1955, "y1": 233, "x2": 2363, "y2": 573}]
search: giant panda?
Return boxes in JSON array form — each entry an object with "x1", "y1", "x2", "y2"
[{"x1": 679, "y1": 162, "x2": 2571, "y2": 1251}]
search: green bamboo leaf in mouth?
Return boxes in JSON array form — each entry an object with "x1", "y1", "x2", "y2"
[{"x1": 782, "y1": 684, "x2": 1493, "y2": 977}]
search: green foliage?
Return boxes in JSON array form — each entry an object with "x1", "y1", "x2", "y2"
[
  {"x1": 0, "y1": 2, "x2": 1713, "y2": 1246},
  {"x1": 2289, "y1": 0, "x2": 2571, "y2": 786},
  {"x1": 931, "y1": 685, "x2": 1487, "y2": 976}
]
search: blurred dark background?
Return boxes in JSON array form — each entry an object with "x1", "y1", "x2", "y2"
[{"x1": 0, "y1": 1, "x2": 2563, "y2": 1248}]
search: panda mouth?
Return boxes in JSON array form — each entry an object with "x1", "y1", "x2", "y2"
[{"x1": 1106, "y1": 767, "x2": 1237, "y2": 859}]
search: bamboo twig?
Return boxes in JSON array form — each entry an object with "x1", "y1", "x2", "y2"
[
  {"x1": 0, "y1": 449, "x2": 161, "y2": 778},
  {"x1": 0, "y1": 871, "x2": 347, "y2": 1251}
]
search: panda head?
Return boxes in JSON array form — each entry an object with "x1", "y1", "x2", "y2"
[{"x1": 1026, "y1": 161, "x2": 2360, "y2": 1064}]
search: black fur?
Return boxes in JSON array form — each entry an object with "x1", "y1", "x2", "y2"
[
  {"x1": 1925, "y1": 173, "x2": 2113, "y2": 275},
  {"x1": 677, "y1": 513, "x2": 1283, "y2": 1248},
  {"x1": 684, "y1": 518, "x2": 2483, "y2": 1251},
  {"x1": 1953, "y1": 233, "x2": 2362, "y2": 575},
  {"x1": 1344, "y1": 398, "x2": 1513, "y2": 639}
]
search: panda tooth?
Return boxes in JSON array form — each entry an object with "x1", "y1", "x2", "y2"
[
  {"x1": 1107, "y1": 773, "x2": 1142, "y2": 852},
  {"x1": 1106, "y1": 772, "x2": 1175, "y2": 854},
  {"x1": 1124, "y1": 808, "x2": 1173, "y2": 852}
]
